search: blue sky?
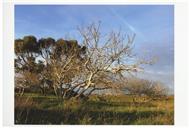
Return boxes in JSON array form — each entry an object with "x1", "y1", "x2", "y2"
[{"x1": 15, "y1": 5, "x2": 174, "y2": 89}]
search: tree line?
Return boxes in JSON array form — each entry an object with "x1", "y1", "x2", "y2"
[{"x1": 15, "y1": 22, "x2": 168, "y2": 101}]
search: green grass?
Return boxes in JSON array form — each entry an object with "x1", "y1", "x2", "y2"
[{"x1": 15, "y1": 93, "x2": 174, "y2": 125}]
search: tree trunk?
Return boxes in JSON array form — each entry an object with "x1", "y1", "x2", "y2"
[{"x1": 20, "y1": 88, "x2": 25, "y2": 96}]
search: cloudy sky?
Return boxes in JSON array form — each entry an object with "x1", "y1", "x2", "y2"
[{"x1": 15, "y1": 5, "x2": 174, "y2": 90}]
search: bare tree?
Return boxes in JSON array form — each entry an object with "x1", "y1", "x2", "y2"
[
  {"x1": 15, "y1": 22, "x2": 154, "y2": 100},
  {"x1": 69, "y1": 22, "x2": 148, "y2": 99},
  {"x1": 122, "y1": 77, "x2": 169, "y2": 102}
]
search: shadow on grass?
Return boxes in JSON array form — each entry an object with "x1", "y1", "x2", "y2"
[
  {"x1": 15, "y1": 96, "x2": 173, "y2": 125},
  {"x1": 86, "y1": 100, "x2": 156, "y2": 108},
  {"x1": 15, "y1": 106, "x2": 166, "y2": 125}
]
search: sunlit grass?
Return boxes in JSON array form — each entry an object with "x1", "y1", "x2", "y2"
[{"x1": 15, "y1": 93, "x2": 174, "y2": 125}]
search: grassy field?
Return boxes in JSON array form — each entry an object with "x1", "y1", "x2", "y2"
[{"x1": 15, "y1": 93, "x2": 174, "y2": 125}]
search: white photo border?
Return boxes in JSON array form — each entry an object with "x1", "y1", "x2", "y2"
[{"x1": 1, "y1": 0, "x2": 189, "y2": 127}]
